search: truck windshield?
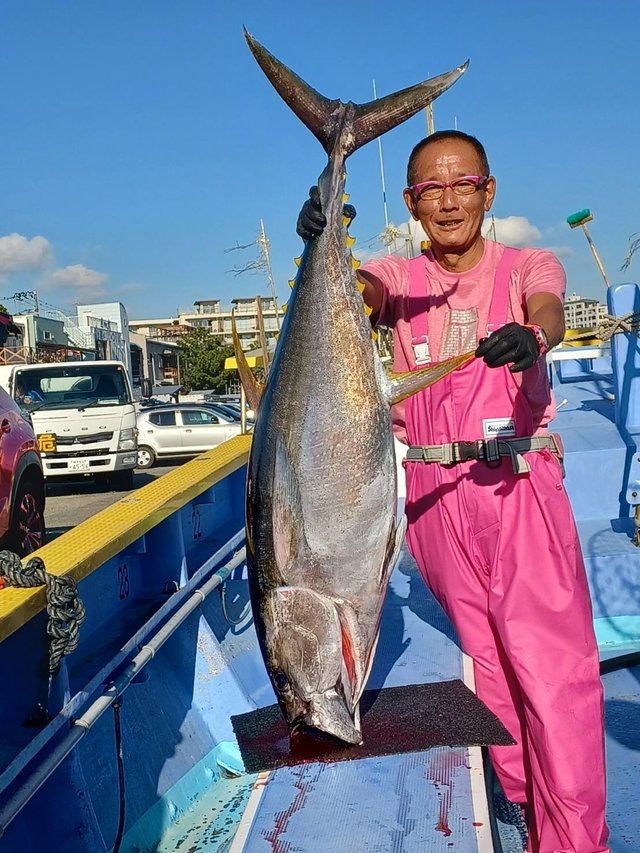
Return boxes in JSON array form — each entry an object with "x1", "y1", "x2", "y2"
[{"x1": 14, "y1": 364, "x2": 132, "y2": 411}]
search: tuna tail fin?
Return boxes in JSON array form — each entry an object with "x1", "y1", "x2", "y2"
[
  {"x1": 347, "y1": 65, "x2": 469, "y2": 158},
  {"x1": 231, "y1": 312, "x2": 264, "y2": 412},
  {"x1": 244, "y1": 28, "x2": 336, "y2": 153},
  {"x1": 244, "y1": 28, "x2": 468, "y2": 157}
]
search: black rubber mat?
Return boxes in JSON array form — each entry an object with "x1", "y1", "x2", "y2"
[{"x1": 232, "y1": 679, "x2": 515, "y2": 772}]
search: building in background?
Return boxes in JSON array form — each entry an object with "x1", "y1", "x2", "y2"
[
  {"x1": 564, "y1": 293, "x2": 607, "y2": 330},
  {"x1": 76, "y1": 303, "x2": 132, "y2": 378},
  {"x1": 129, "y1": 332, "x2": 180, "y2": 390},
  {"x1": 129, "y1": 295, "x2": 281, "y2": 351},
  {"x1": 0, "y1": 302, "x2": 134, "y2": 373}
]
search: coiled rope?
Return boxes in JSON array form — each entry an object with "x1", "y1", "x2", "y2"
[
  {"x1": 567, "y1": 311, "x2": 640, "y2": 342},
  {"x1": 493, "y1": 789, "x2": 529, "y2": 850},
  {"x1": 0, "y1": 551, "x2": 85, "y2": 674}
]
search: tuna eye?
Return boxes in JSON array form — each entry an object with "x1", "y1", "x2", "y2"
[{"x1": 274, "y1": 671, "x2": 289, "y2": 691}]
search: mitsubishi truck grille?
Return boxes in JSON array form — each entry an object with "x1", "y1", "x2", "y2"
[{"x1": 55, "y1": 432, "x2": 114, "y2": 446}]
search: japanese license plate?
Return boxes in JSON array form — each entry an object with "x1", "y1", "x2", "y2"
[
  {"x1": 68, "y1": 458, "x2": 90, "y2": 472},
  {"x1": 37, "y1": 433, "x2": 57, "y2": 453}
]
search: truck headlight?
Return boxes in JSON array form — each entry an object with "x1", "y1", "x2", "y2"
[{"x1": 118, "y1": 427, "x2": 138, "y2": 451}]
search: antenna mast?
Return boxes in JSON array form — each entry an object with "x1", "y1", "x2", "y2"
[
  {"x1": 372, "y1": 80, "x2": 391, "y2": 255},
  {"x1": 425, "y1": 103, "x2": 435, "y2": 135},
  {"x1": 257, "y1": 219, "x2": 281, "y2": 329}
]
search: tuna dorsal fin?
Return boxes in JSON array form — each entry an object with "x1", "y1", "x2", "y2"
[
  {"x1": 231, "y1": 311, "x2": 264, "y2": 412},
  {"x1": 383, "y1": 351, "x2": 475, "y2": 406},
  {"x1": 244, "y1": 28, "x2": 468, "y2": 157}
]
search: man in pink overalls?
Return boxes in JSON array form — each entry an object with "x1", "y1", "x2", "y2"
[{"x1": 297, "y1": 130, "x2": 609, "y2": 852}]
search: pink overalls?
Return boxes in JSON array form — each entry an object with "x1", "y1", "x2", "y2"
[{"x1": 402, "y1": 251, "x2": 609, "y2": 852}]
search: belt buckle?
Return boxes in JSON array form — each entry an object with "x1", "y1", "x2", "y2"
[{"x1": 452, "y1": 440, "x2": 480, "y2": 463}]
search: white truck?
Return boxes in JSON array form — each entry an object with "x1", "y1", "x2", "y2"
[{"x1": 0, "y1": 360, "x2": 138, "y2": 488}]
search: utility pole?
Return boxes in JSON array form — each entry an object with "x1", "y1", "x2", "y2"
[
  {"x1": 425, "y1": 103, "x2": 435, "y2": 136},
  {"x1": 257, "y1": 219, "x2": 280, "y2": 329}
]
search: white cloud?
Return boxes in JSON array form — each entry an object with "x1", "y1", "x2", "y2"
[
  {"x1": 117, "y1": 281, "x2": 147, "y2": 294},
  {"x1": 545, "y1": 246, "x2": 573, "y2": 259},
  {"x1": 355, "y1": 215, "x2": 575, "y2": 267},
  {"x1": 0, "y1": 233, "x2": 52, "y2": 275},
  {"x1": 481, "y1": 216, "x2": 541, "y2": 246},
  {"x1": 50, "y1": 264, "x2": 108, "y2": 295}
]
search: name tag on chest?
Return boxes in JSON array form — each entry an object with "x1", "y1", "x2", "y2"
[{"x1": 482, "y1": 418, "x2": 516, "y2": 439}]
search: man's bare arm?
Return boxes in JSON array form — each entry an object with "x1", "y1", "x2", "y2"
[{"x1": 526, "y1": 292, "x2": 565, "y2": 349}]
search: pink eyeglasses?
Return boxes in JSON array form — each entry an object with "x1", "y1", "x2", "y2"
[{"x1": 409, "y1": 175, "x2": 489, "y2": 202}]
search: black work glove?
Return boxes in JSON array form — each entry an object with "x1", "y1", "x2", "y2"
[
  {"x1": 296, "y1": 185, "x2": 356, "y2": 241},
  {"x1": 475, "y1": 323, "x2": 541, "y2": 373}
]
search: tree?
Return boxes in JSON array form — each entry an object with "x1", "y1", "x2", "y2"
[
  {"x1": 178, "y1": 329, "x2": 235, "y2": 392},
  {"x1": 621, "y1": 233, "x2": 640, "y2": 272}
]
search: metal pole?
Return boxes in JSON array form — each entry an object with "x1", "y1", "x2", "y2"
[
  {"x1": 581, "y1": 223, "x2": 610, "y2": 287},
  {"x1": 258, "y1": 219, "x2": 280, "y2": 330},
  {"x1": 425, "y1": 103, "x2": 435, "y2": 136},
  {"x1": 372, "y1": 80, "x2": 391, "y2": 254}
]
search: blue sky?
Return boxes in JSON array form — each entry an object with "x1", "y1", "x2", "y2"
[{"x1": 1, "y1": 1, "x2": 638, "y2": 321}]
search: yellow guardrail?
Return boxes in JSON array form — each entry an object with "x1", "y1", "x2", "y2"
[{"x1": 0, "y1": 434, "x2": 252, "y2": 642}]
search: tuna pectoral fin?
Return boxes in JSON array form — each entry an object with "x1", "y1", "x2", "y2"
[
  {"x1": 383, "y1": 351, "x2": 475, "y2": 406},
  {"x1": 272, "y1": 436, "x2": 311, "y2": 582},
  {"x1": 231, "y1": 312, "x2": 263, "y2": 412}
]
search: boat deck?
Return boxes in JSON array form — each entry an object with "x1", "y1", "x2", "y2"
[
  {"x1": 156, "y1": 349, "x2": 640, "y2": 853},
  {"x1": 156, "y1": 549, "x2": 503, "y2": 853}
]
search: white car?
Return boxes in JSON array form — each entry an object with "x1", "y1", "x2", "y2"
[{"x1": 136, "y1": 405, "x2": 242, "y2": 469}]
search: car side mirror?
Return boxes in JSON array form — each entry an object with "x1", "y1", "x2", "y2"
[{"x1": 141, "y1": 378, "x2": 153, "y2": 399}]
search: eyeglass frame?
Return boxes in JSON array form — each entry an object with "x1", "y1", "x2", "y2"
[{"x1": 408, "y1": 175, "x2": 490, "y2": 202}]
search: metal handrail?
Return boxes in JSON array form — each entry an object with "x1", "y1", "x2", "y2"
[{"x1": 0, "y1": 544, "x2": 247, "y2": 838}]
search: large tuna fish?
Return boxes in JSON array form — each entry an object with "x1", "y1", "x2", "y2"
[{"x1": 236, "y1": 30, "x2": 472, "y2": 745}]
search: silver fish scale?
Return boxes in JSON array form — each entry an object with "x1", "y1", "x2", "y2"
[{"x1": 252, "y1": 154, "x2": 396, "y2": 599}]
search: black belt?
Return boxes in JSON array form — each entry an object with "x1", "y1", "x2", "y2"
[{"x1": 404, "y1": 435, "x2": 563, "y2": 475}]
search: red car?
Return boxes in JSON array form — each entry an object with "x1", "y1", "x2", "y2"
[{"x1": 0, "y1": 384, "x2": 45, "y2": 557}]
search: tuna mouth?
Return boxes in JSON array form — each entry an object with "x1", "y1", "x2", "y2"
[
  {"x1": 290, "y1": 715, "x2": 310, "y2": 734},
  {"x1": 294, "y1": 690, "x2": 363, "y2": 746}
]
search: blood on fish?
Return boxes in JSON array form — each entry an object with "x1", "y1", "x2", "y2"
[{"x1": 340, "y1": 623, "x2": 357, "y2": 688}]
